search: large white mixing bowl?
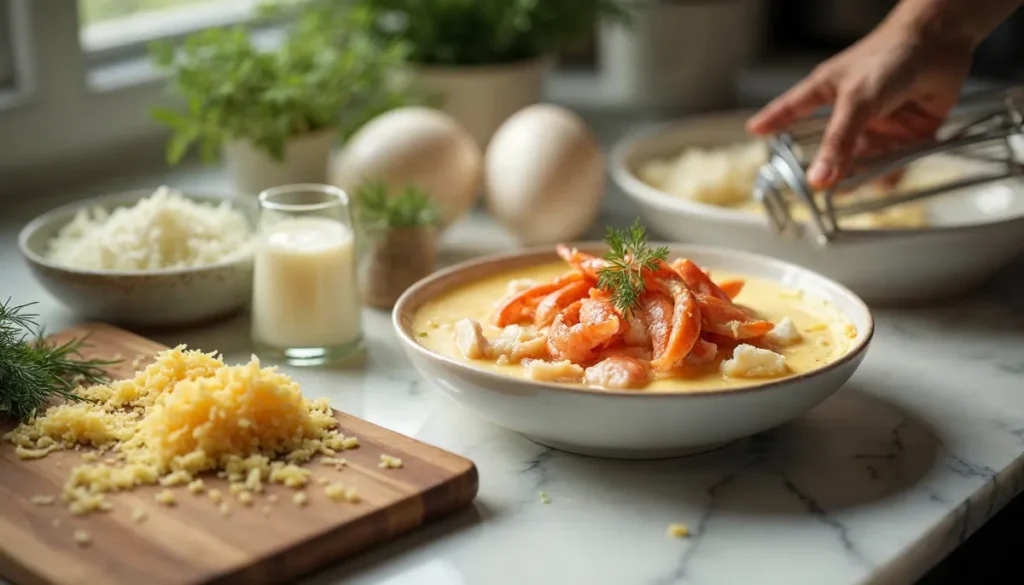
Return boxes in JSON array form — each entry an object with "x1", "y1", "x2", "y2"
[{"x1": 610, "y1": 111, "x2": 1024, "y2": 304}]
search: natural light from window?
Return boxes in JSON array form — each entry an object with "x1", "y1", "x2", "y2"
[{"x1": 79, "y1": 0, "x2": 258, "y2": 55}]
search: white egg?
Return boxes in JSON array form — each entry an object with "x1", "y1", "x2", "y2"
[
  {"x1": 484, "y1": 104, "x2": 604, "y2": 245},
  {"x1": 331, "y1": 107, "x2": 483, "y2": 228}
]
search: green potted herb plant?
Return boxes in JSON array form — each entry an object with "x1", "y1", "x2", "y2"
[
  {"x1": 300, "y1": 0, "x2": 628, "y2": 147},
  {"x1": 149, "y1": 6, "x2": 417, "y2": 195},
  {"x1": 354, "y1": 181, "x2": 440, "y2": 310}
]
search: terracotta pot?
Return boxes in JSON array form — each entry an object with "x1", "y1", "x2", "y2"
[
  {"x1": 414, "y1": 59, "x2": 550, "y2": 148},
  {"x1": 221, "y1": 128, "x2": 338, "y2": 196},
  {"x1": 358, "y1": 225, "x2": 438, "y2": 310}
]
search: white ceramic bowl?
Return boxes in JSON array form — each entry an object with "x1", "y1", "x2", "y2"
[
  {"x1": 19, "y1": 189, "x2": 257, "y2": 329},
  {"x1": 393, "y1": 242, "x2": 873, "y2": 459},
  {"x1": 610, "y1": 111, "x2": 1024, "y2": 304}
]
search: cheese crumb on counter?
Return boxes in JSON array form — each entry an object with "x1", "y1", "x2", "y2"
[
  {"x1": 73, "y1": 529, "x2": 91, "y2": 547},
  {"x1": 219, "y1": 502, "x2": 231, "y2": 517},
  {"x1": 324, "y1": 482, "x2": 346, "y2": 501},
  {"x1": 44, "y1": 186, "x2": 253, "y2": 271},
  {"x1": 155, "y1": 489, "x2": 176, "y2": 506},
  {"x1": 208, "y1": 489, "x2": 223, "y2": 503},
  {"x1": 720, "y1": 344, "x2": 788, "y2": 378},
  {"x1": 188, "y1": 479, "x2": 206, "y2": 494},
  {"x1": 132, "y1": 507, "x2": 148, "y2": 523},
  {"x1": 30, "y1": 495, "x2": 55, "y2": 506},
  {"x1": 343, "y1": 487, "x2": 361, "y2": 503},
  {"x1": 293, "y1": 492, "x2": 309, "y2": 507},
  {"x1": 667, "y1": 523, "x2": 690, "y2": 538},
  {"x1": 379, "y1": 454, "x2": 403, "y2": 469},
  {"x1": 539, "y1": 491, "x2": 551, "y2": 504},
  {"x1": 237, "y1": 491, "x2": 254, "y2": 506}
]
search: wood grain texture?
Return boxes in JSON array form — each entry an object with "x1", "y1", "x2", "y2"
[{"x1": 0, "y1": 323, "x2": 478, "y2": 585}]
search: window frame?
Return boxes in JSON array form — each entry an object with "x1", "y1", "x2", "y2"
[
  {"x1": 80, "y1": 0, "x2": 261, "y2": 68},
  {"x1": 0, "y1": 0, "x2": 35, "y2": 109}
]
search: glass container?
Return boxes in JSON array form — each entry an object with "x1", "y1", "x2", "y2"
[{"x1": 251, "y1": 184, "x2": 363, "y2": 365}]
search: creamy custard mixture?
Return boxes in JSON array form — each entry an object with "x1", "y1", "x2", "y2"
[{"x1": 412, "y1": 261, "x2": 858, "y2": 393}]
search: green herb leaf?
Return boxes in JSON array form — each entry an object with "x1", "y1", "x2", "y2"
[
  {"x1": 0, "y1": 300, "x2": 120, "y2": 422},
  {"x1": 149, "y1": 3, "x2": 431, "y2": 164},
  {"x1": 596, "y1": 219, "x2": 668, "y2": 318},
  {"x1": 355, "y1": 180, "x2": 440, "y2": 229},
  {"x1": 320, "y1": 0, "x2": 632, "y2": 66}
]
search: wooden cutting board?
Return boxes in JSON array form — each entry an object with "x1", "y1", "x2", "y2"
[{"x1": 0, "y1": 323, "x2": 478, "y2": 585}]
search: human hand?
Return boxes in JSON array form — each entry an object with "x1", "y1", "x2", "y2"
[{"x1": 746, "y1": 18, "x2": 974, "y2": 190}]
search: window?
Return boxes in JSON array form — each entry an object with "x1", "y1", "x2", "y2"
[
  {"x1": 0, "y1": 2, "x2": 11, "y2": 90},
  {"x1": 79, "y1": 0, "x2": 260, "y2": 63},
  {"x1": 0, "y1": 0, "x2": 32, "y2": 107}
]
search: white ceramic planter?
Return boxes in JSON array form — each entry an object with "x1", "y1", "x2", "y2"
[
  {"x1": 415, "y1": 59, "x2": 550, "y2": 148},
  {"x1": 221, "y1": 128, "x2": 338, "y2": 196},
  {"x1": 598, "y1": 0, "x2": 763, "y2": 111}
]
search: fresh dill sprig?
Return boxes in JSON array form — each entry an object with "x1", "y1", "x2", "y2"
[
  {"x1": 354, "y1": 180, "x2": 440, "y2": 230},
  {"x1": 596, "y1": 219, "x2": 669, "y2": 317},
  {"x1": 0, "y1": 300, "x2": 119, "y2": 422}
]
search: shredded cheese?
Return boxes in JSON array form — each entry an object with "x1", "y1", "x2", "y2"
[
  {"x1": 667, "y1": 523, "x2": 690, "y2": 538},
  {"x1": 379, "y1": 454, "x2": 403, "y2": 469},
  {"x1": 3, "y1": 346, "x2": 359, "y2": 516}
]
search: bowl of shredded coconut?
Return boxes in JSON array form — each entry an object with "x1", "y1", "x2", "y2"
[{"x1": 18, "y1": 186, "x2": 257, "y2": 328}]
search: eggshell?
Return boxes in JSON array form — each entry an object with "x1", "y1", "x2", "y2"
[
  {"x1": 484, "y1": 104, "x2": 604, "y2": 245},
  {"x1": 331, "y1": 107, "x2": 483, "y2": 228}
]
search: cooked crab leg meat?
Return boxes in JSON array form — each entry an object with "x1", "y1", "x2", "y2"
[
  {"x1": 584, "y1": 355, "x2": 650, "y2": 389},
  {"x1": 717, "y1": 279, "x2": 745, "y2": 300},
  {"x1": 685, "y1": 338, "x2": 719, "y2": 365},
  {"x1": 647, "y1": 277, "x2": 702, "y2": 372},
  {"x1": 556, "y1": 244, "x2": 607, "y2": 281},
  {"x1": 670, "y1": 258, "x2": 733, "y2": 301},
  {"x1": 492, "y1": 271, "x2": 582, "y2": 327},
  {"x1": 696, "y1": 293, "x2": 775, "y2": 339},
  {"x1": 534, "y1": 279, "x2": 592, "y2": 328},
  {"x1": 547, "y1": 298, "x2": 623, "y2": 364},
  {"x1": 454, "y1": 318, "x2": 490, "y2": 359}
]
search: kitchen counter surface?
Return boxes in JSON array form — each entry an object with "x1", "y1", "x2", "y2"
[{"x1": 3, "y1": 152, "x2": 1024, "y2": 585}]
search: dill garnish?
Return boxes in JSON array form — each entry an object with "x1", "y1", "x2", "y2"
[
  {"x1": 0, "y1": 300, "x2": 119, "y2": 422},
  {"x1": 596, "y1": 219, "x2": 669, "y2": 317}
]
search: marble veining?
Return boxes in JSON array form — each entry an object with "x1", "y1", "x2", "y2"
[{"x1": 1, "y1": 173, "x2": 1023, "y2": 585}]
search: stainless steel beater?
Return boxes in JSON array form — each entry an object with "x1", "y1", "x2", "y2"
[{"x1": 753, "y1": 85, "x2": 1024, "y2": 245}]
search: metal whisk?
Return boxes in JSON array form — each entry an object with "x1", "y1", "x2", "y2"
[{"x1": 754, "y1": 85, "x2": 1024, "y2": 245}]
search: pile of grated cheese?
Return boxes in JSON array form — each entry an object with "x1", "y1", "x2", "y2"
[
  {"x1": 45, "y1": 185, "x2": 253, "y2": 271},
  {"x1": 3, "y1": 346, "x2": 360, "y2": 515}
]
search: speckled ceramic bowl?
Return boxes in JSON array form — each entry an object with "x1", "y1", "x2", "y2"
[
  {"x1": 393, "y1": 242, "x2": 874, "y2": 460},
  {"x1": 18, "y1": 189, "x2": 257, "y2": 329}
]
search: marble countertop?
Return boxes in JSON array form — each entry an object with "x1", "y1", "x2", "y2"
[{"x1": 3, "y1": 157, "x2": 1024, "y2": 585}]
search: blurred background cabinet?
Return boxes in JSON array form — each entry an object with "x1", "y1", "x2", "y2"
[{"x1": 547, "y1": 0, "x2": 1023, "y2": 113}]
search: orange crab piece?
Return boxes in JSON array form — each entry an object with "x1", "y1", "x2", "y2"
[
  {"x1": 647, "y1": 277, "x2": 702, "y2": 372},
  {"x1": 492, "y1": 272, "x2": 582, "y2": 327},
  {"x1": 534, "y1": 280, "x2": 593, "y2": 328},
  {"x1": 696, "y1": 293, "x2": 774, "y2": 339},
  {"x1": 717, "y1": 279, "x2": 745, "y2": 300},
  {"x1": 670, "y1": 258, "x2": 732, "y2": 302},
  {"x1": 547, "y1": 299, "x2": 624, "y2": 364}
]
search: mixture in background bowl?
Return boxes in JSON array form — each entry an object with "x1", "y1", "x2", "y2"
[
  {"x1": 46, "y1": 186, "x2": 253, "y2": 271},
  {"x1": 634, "y1": 140, "x2": 967, "y2": 229}
]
